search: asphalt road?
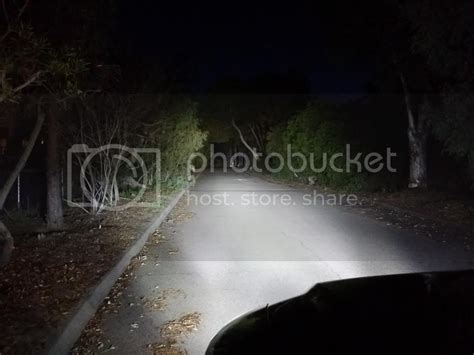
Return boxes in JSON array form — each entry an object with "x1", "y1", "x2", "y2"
[{"x1": 97, "y1": 171, "x2": 473, "y2": 354}]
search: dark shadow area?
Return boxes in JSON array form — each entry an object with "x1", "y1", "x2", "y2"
[{"x1": 208, "y1": 271, "x2": 474, "y2": 355}]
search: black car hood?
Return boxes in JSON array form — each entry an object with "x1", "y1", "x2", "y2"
[{"x1": 207, "y1": 270, "x2": 474, "y2": 355}]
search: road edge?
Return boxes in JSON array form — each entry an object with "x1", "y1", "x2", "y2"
[
  {"x1": 45, "y1": 188, "x2": 188, "y2": 355},
  {"x1": 247, "y1": 171, "x2": 471, "y2": 233}
]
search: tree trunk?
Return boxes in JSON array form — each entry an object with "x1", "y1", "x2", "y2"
[
  {"x1": 400, "y1": 73, "x2": 428, "y2": 189},
  {"x1": 0, "y1": 220, "x2": 13, "y2": 267},
  {"x1": 0, "y1": 101, "x2": 45, "y2": 266},
  {"x1": 408, "y1": 128, "x2": 427, "y2": 188},
  {"x1": 46, "y1": 104, "x2": 64, "y2": 229}
]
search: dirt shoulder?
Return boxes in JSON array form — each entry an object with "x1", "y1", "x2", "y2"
[
  {"x1": 0, "y1": 194, "x2": 171, "y2": 354},
  {"x1": 253, "y1": 172, "x2": 474, "y2": 253},
  {"x1": 352, "y1": 191, "x2": 473, "y2": 253},
  {"x1": 71, "y1": 197, "x2": 193, "y2": 355}
]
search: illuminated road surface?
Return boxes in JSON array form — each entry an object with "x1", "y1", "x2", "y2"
[{"x1": 97, "y1": 171, "x2": 472, "y2": 354}]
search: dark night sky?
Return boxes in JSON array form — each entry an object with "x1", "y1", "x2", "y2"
[{"x1": 116, "y1": 1, "x2": 373, "y2": 95}]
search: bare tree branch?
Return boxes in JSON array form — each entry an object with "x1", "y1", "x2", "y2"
[
  {"x1": 232, "y1": 119, "x2": 259, "y2": 160},
  {"x1": 0, "y1": 98, "x2": 45, "y2": 265},
  {"x1": 0, "y1": 71, "x2": 42, "y2": 103},
  {"x1": 399, "y1": 72, "x2": 416, "y2": 131},
  {"x1": 0, "y1": 0, "x2": 30, "y2": 42}
]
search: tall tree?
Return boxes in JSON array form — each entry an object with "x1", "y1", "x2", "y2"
[
  {"x1": 0, "y1": 0, "x2": 45, "y2": 265},
  {"x1": 399, "y1": 72, "x2": 429, "y2": 188},
  {"x1": 313, "y1": 0, "x2": 433, "y2": 188},
  {"x1": 32, "y1": 0, "x2": 115, "y2": 228},
  {"x1": 0, "y1": 0, "x2": 86, "y2": 264},
  {"x1": 407, "y1": 0, "x2": 474, "y2": 187},
  {"x1": 46, "y1": 103, "x2": 63, "y2": 229}
]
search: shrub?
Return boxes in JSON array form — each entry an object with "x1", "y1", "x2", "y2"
[
  {"x1": 266, "y1": 102, "x2": 369, "y2": 191},
  {"x1": 145, "y1": 100, "x2": 207, "y2": 190}
]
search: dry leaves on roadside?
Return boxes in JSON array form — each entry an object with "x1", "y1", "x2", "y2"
[
  {"x1": 146, "y1": 339, "x2": 187, "y2": 355},
  {"x1": 160, "y1": 312, "x2": 201, "y2": 338},
  {"x1": 0, "y1": 205, "x2": 154, "y2": 353},
  {"x1": 143, "y1": 289, "x2": 186, "y2": 311}
]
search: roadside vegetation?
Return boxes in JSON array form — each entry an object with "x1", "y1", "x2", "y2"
[
  {"x1": 201, "y1": 1, "x2": 473, "y2": 196},
  {"x1": 0, "y1": 1, "x2": 206, "y2": 351},
  {"x1": 0, "y1": 0, "x2": 472, "y2": 352}
]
